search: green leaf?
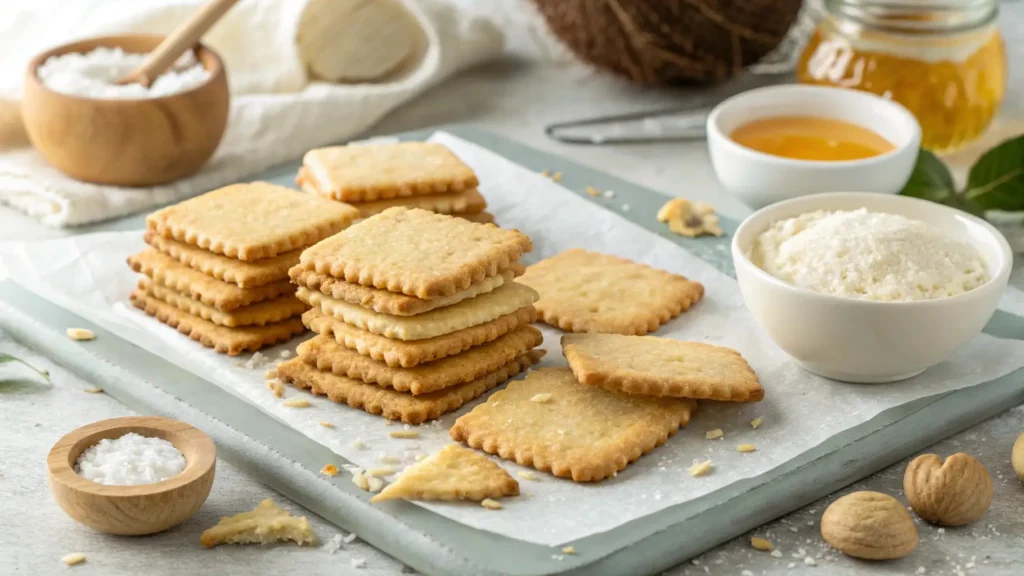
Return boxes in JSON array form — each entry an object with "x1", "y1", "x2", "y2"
[
  {"x1": 964, "y1": 135, "x2": 1024, "y2": 212},
  {"x1": 899, "y1": 149, "x2": 957, "y2": 203},
  {"x1": 0, "y1": 353, "x2": 50, "y2": 381}
]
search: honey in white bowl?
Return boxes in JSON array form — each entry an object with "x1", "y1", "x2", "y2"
[{"x1": 730, "y1": 116, "x2": 895, "y2": 162}]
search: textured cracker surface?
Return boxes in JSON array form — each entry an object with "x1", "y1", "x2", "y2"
[
  {"x1": 146, "y1": 182, "x2": 359, "y2": 261},
  {"x1": 518, "y1": 249, "x2": 704, "y2": 335},
  {"x1": 145, "y1": 231, "x2": 300, "y2": 288},
  {"x1": 350, "y1": 189, "x2": 487, "y2": 218},
  {"x1": 371, "y1": 444, "x2": 519, "y2": 503},
  {"x1": 561, "y1": 334, "x2": 763, "y2": 401},
  {"x1": 297, "y1": 207, "x2": 532, "y2": 299},
  {"x1": 128, "y1": 249, "x2": 295, "y2": 312},
  {"x1": 130, "y1": 291, "x2": 306, "y2": 355},
  {"x1": 303, "y1": 306, "x2": 537, "y2": 367},
  {"x1": 277, "y1": 350, "x2": 543, "y2": 425},
  {"x1": 295, "y1": 282, "x2": 538, "y2": 341},
  {"x1": 290, "y1": 268, "x2": 516, "y2": 317},
  {"x1": 298, "y1": 325, "x2": 543, "y2": 395},
  {"x1": 140, "y1": 279, "x2": 308, "y2": 328},
  {"x1": 450, "y1": 368, "x2": 696, "y2": 482},
  {"x1": 199, "y1": 499, "x2": 315, "y2": 548},
  {"x1": 460, "y1": 212, "x2": 495, "y2": 224},
  {"x1": 301, "y1": 142, "x2": 479, "y2": 202}
]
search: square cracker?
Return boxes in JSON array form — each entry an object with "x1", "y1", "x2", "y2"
[
  {"x1": 146, "y1": 182, "x2": 359, "y2": 261},
  {"x1": 303, "y1": 306, "x2": 537, "y2": 368},
  {"x1": 449, "y1": 367, "x2": 697, "y2": 482},
  {"x1": 350, "y1": 189, "x2": 487, "y2": 218},
  {"x1": 145, "y1": 231, "x2": 299, "y2": 288},
  {"x1": 130, "y1": 291, "x2": 305, "y2": 355},
  {"x1": 277, "y1": 350, "x2": 544, "y2": 424},
  {"x1": 128, "y1": 249, "x2": 295, "y2": 311},
  {"x1": 300, "y1": 143, "x2": 479, "y2": 202},
  {"x1": 518, "y1": 249, "x2": 704, "y2": 335},
  {"x1": 370, "y1": 444, "x2": 519, "y2": 503},
  {"x1": 139, "y1": 278, "x2": 307, "y2": 328},
  {"x1": 290, "y1": 265, "x2": 522, "y2": 317},
  {"x1": 298, "y1": 325, "x2": 543, "y2": 395},
  {"x1": 297, "y1": 207, "x2": 532, "y2": 299},
  {"x1": 561, "y1": 334, "x2": 763, "y2": 402},
  {"x1": 295, "y1": 282, "x2": 538, "y2": 341}
]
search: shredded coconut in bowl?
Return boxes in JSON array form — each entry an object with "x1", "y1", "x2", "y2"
[{"x1": 749, "y1": 208, "x2": 990, "y2": 302}]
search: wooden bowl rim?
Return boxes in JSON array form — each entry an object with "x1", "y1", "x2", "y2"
[
  {"x1": 47, "y1": 416, "x2": 216, "y2": 498},
  {"x1": 25, "y1": 34, "x2": 226, "y2": 104}
]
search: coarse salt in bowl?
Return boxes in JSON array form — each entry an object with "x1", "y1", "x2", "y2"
[{"x1": 75, "y1": 432, "x2": 187, "y2": 486}]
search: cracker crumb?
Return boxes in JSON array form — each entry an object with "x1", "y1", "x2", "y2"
[
  {"x1": 264, "y1": 369, "x2": 277, "y2": 380},
  {"x1": 603, "y1": 190, "x2": 615, "y2": 198},
  {"x1": 541, "y1": 170, "x2": 551, "y2": 177},
  {"x1": 552, "y1": 172, "x2": 563, "y2": 182},
  {"x1": 319, "y1": 421, "x2": 334, "y2": 428},
  {"x1": 283, "y1": 399, "x2": 310, "y2": 408},
  {"x1": 370, "y1": 467, "x2": 395, "y2": 476},
  {"x1": 705, "y1": 429, "x2": 724, "y2": 440},
  {"x1": 481, "y1": 498, "x2": 502, "y2": 510},
  {"x1": 689, "y1": 460, "x2": 713, "y2": 477},
  {"x1": 352, "y1": 472, "x2": 370, "y2": 491},
  {"x1": 562, "y1": 546, "x2": 576, "y2": 554},
  {"x1": 517, "y1": 471, "x2": 539, "y2": 481},
  {"x1": 352, "y1": 438, "x2": 366, "y2": 449},
  {"x1": 61, "y1": 553, "x2": 86, "y2": 566},
  {"x1": 66, "y1": 328, "x2": 95, "y2": 341},
  {"x1": 737, "y1": 444, "x2": 757, "y2": 453},
  {"x1": 751, "y1": 417, "x2": 763, "y2": 429},
  {"x1": 389, "y1": 430, "x2": 419, "y2": 439},
  {"x1": 321, "y1": 464, "x2": 339, "y2": 477},
  {"x1": 751, "y1": 536, "x2": 773, "y2": 551},
  {"x1": 585, "y1": 186, "x2": 601, "y2": 197},
  {"x1": 83, "y1": 387, "x2": 104, "y2": 394},
  {"x1": 266, "y1": 380, "x2": 284, "y2": 398},
  {"x1": 530, "y1": 393, "x2": 552, "y2": 403}
]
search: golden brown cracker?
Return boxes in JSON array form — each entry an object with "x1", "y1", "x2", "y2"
[
  {"x1": 146, "y1": 182, "x2": 359, "y2": 261},
  {"x1": 350, "y1": 189, "x2": 487, "y2": 218},
  {"x1": 295, "y1": 282, "x2": 538, "y2": 341},
  {"x1": 277, "y1": 350, "x2": 544, "y2": 424},
  {"x1": 128, "y1": 248, "x2": 295, "y2": 312},
  {"x1": 301, "y1": 142, "x2": 479, "y2": 202},
  {"x1": 449, "y1": 367, "x2": 697, "y2": 482},
  {"x1": 459, "y1": 212, "x2": 495, "y2": 224},
  {"x1": 297, "y1": 207, "x2": 532, "y2": 299},
  {"x1": 140, "y1": 278, "x2": 307, "y2": 328},
  {"x1": 518, "y1": 249, "x2": 704, "y2": 335},
  {"x1": 200, "y1": 499, "x2": 315, "y2": 548},
  {"x1": 299, "y1": 325, "x2": 543, "y2": 395},
  {"x1": 303, "y1": 305, "x2": 537, "y2": 368},
  {"x1": 371, "y1": 444, "x2": 519, "y2": 503},
  {"x1": 129, "y1": 291, "x2": 305, "y2": 355},
  {"x1": 145, "y1": 231, "x2": 299, "y2": 288},
  {"x1": 561, "y1": 334, "x2": 763, "y2": 401}
]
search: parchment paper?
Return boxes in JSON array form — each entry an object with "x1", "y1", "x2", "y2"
[{"x1": 3, "y1": 131, "x2": 1024, "y2": 547}]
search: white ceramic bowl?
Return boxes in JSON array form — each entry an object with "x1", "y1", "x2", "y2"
[
  {"x1": 707, "y1": 84, "x2": 922, "y2": 209},
  {"x1": 732, "y1": 192, "x2": 1012, "y2": 383}
]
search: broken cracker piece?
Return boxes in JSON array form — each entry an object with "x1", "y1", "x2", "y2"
[
  {"x1": 751, "y1": 536, "x2": 773, "y2": 551},
  {"x1": 319, "y1": 421, "x2": 334, "y2": 428},
  {"x1": 562, "y1": 546, "x2": 576, "y2": 554},
  {"x1": 61, "y1": 553, "x2": 86, "y2": 566},
  {"x1": 737, "y1": 444, "x2": 756, "y2": 453},
  {"x1": 83, "y1": 387, "x2": 104, "y2": 394},
  {"x1": 705, "y1": 429, "x2": 724, "y2": 440},
  {"x1": 370, "y1": 444, "x2": 519, "y2": 503},
  {"x1": 481, "y1": 498, "x2": 503, "y2": 510},
  {"x1": 200, "y1": 499, "x2": 315, "y2": 548},
  {"x1": 321, "y1": 464, "x2": 339, "y2": 477},
  {"x1": 689, "y1": 460, "x2": 713, "y2": 477},
  {"x1": 66, "y1": 328, "x2": 95, "y2": 341},
  {"x1": 283, "y1": 398, "x2": 310, "y2": 408},
  {"x1": 657, "y1": 198, "x2": 723, "y2": 238},
  {"x1": 389, "y1": 431, "x2": 420, "y2": 439},
  {"x1": 751, "y1": 417, "x2": 763, "y2": 429}
]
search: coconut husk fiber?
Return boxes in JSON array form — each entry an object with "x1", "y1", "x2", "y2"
[{"x1": 532, "y1": 0, "x2": 804, "y2": 85}]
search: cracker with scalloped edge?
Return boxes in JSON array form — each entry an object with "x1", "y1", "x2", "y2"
[
  {"x1": 296, "y1": 207, "x2": 532, "y2": 299},
  {"x1": 130, "y1": 291, "x2": 305, "y2": 355},
  {"x1": 128, "y1": 249, "x2": 295, "y2": 312},
  {"x1": 303, "y1": 306, "x2": 537, "y2": 367},
  {"x1": 139, "y1": 278, "x2": 307, "y2": 328},
  {"x1": 350, "y1": 189, "x2": 486, "y2": 218},
  {"x1": 146, "y1": 182, "x2": 359, "y2": 261},
  {"x1": 290, "y1": 266, "x2": 523, "y2": 317},
  {"x1": 371, "y1": 444, "x2": 519, "y2": 503},
  {"x1": 300, "y1": 143, "x2": 479, "y2": 202},
  {"x1": 518, "y1": 249, "x2": 704, "y2": 335},
  {"x1": 449, "y1": 367, "x2": 697, "y2": 482},
  {"x1": 145, "y1": 231, "x2": 300, "y2": 288},
  {"x1": 299, "y1": 325, "x2": 542, "y2": 395},
  {"x1": 295, "y1": 282, "x2": 538, "y2": 341},
  {"x1": 278, "y1": 350, "x2": 544, "y2": 424},
  {"x1": 561, "y1": 333, "x2": 763, "y2": 401}
]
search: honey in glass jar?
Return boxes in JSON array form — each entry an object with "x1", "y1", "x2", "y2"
[{"x1": 797, "y1": 0, "x2": 1005, "y2": 153}]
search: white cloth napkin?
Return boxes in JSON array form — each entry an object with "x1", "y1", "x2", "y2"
[{"x1": 0, "y1": 0, "x2": 504, "y2": 227}]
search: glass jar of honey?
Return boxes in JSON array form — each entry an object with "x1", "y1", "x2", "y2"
[{"x1": 796, "y1": 0, "x2": 1005, "y2": 153}]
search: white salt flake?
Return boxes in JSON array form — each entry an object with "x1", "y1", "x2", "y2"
[
  {"x1": 770, "y1": 550, "x2": 783, "y2": 558},
  {"x1": 351, "y1": 557, "x2": 366, "y2": 569},
  {"x1": 343, "y1": 533, "x2": 358, "y2": 544},
  {"x1": 38, "y1": 47, "x2": 210, "y2": 99},
  {"x1": 325, "y1": 534, "x2": 343, "y2": 554},
  {"x1": 804, "y1": 557, "x2": 817, "y2": 566},
  {"x1": 74, "y1": 432, "x2": 185, "y2": 485}
]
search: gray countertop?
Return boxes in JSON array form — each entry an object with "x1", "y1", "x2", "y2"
[{"x1": 4, "y1": 7, "x2": 1024, "y2": 574}]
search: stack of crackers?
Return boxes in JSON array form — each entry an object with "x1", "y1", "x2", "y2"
[
  {"x1": 128, "y1": 183, "x2": 360, "y2": 355},
  {"x1": 296, "y1": 142, "x2": 494, "y2": 224},
  {"x1": 277, "y1": 207, "x2": 543, "y2": 424}
]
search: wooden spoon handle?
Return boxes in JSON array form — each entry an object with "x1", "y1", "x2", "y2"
[{"x1": 118, "y1": 0, "x2": 238, "y2": 87}]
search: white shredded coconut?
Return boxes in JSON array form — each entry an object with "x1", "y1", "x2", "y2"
[
  {"x1": 37, "y1": 47, "x2": 210, "y2": 99},
  {"x1": 74, "y1": 432, "x2": 186, "y2": 485},
  {"x1": 750, "y1": 209, "x2": 989, "y2": 301}
]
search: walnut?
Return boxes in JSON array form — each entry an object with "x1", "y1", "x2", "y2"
[
  {"x1": 903, "y1": 453, "x2": 992, "y2": 526},
  {"x1": 820, "y1": 491, "x2": 917, "y2": 560}
]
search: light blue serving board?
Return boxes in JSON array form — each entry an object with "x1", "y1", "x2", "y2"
[{"x1": 2, "y1": 125, "x2": 1023, "y2": 576}]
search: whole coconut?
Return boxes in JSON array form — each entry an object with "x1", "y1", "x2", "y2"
[{"x1": 532, "y1": 0, "x2": 804, "y2": 85}]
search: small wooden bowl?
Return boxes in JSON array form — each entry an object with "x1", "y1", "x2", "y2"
[
  {"x1": 22, "y1": 35, "x2": 229, "y2": 187},
  {"x1": 47, "y1": 416, "x2": 216, "y2": 536}
]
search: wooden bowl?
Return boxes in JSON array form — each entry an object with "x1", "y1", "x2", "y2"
[
  {"x1": 22, "y1": 35, "x2": 229, "y2": 187},
  {"x1": 47, "y1": 416, "x2": 216, "y2": 536}
]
